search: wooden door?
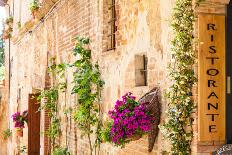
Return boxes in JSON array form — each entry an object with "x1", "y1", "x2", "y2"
[{"x1": 28, "y1": 94, "x2": 40, "y2": 155}]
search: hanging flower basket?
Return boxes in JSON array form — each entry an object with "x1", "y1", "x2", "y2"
[
  {"x1": 100, "y1": 89, "x2": 160, "y2": 152},
  {"x1": 101, "y1": 93, "x2": 155, "y2": 148},
  {"x1": 11, "y1": 110, "x2": 28, "y2": 138},
  {"x1": 15, "y1": 128, "x2": 23, "y2": 137}
]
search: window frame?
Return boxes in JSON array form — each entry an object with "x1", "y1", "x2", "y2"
[
  {"x1": 107, "y1": 0, "x2": 116, "y2": 51},
  {"x1": 135, "y1": 55, "x2": 148, "y2": 87}
]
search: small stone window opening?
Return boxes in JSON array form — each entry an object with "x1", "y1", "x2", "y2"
[
  {"x1": 135, "y1": 55, "x2": 148, "y2": 87},
  {"x1": 107, "y1": 0, "x2": 116, "y2": 50}
]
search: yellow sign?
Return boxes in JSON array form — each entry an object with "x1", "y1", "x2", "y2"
[{"x1": 198, "y1": 14, "x2": 225, "y2": 142}]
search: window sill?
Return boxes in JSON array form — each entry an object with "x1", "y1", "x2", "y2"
[
  {"x1": 102, "y1": 48, "x2": 116, "y2": 56},
  {"x1": 106, "y1": 47, "x2": 116, "y2": 51}
]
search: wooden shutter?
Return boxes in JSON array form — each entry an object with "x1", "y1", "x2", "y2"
[{"x1": 28, "y1": 94, "x2": 41, "y2": 155}]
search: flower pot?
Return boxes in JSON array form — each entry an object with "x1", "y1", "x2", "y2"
[
  {"x1": 32, "y1": 11, "x2": 36, "y2": 19},
  {"x1": 15, "y1": 128, "x2": 23, "y2": 137},
  {"x1": 2, "y1": 33, "x2": 9, "y2": 40},
  {"x1": 31, "y1": 9, "x2": 39, "y2": 19}
]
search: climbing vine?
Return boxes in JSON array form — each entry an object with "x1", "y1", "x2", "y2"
[
  {"x1": 37, "y1": 37, "x2": 104, "y2": 155},
  {"x1": 71, "y1": 37, "x2": 104, "y2": 155},
  {"x1": 160, "y1": 0, "x2": 201, "y2": 154},
  {"x1": 37, "y1": 58, "x2": 67, "y2": 151},
  {"x1": 38, "y1": 88, "x2": 59, "y2": 139}
]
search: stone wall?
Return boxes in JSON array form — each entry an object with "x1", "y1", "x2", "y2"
[
  {"x1": 4, "y1": 0, "x2": 174, "y2": 154},
  {"x1": 3, "y1": 0, "x2": 230, "y2": 154}
]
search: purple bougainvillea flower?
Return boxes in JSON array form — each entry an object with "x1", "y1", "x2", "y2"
[
  {"x1": 108, "y1": 93, "x2": 154, "y2": 146},
  {"x1": 12, "y1": 111, "x2": 28, "y2": 129}
]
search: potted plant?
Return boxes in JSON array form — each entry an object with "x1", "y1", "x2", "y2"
[
  {"x1": 5, "y1": 16, "x2": 13, "y2": 25},
  {"x1": 11, "y1": 110, "x2": 28, "y2": 137},
  {"x1": 29, "y1": 0, "x2": 40, "y2": 19},
  {"x1": 3, "y1": 16, "x2": 13, "y2": 40},
  {"x1": 101, "y1": 93, "x2": 155, "y2": 147},
  {"x1": 2, "y1": 27, "x2": 12, "y2": 40}
]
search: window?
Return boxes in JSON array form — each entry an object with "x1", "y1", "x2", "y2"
[
  {"x1": 135, "y1": 55, "x2": 148, "y2": 87},
  {"x1": 107, "y1": 0, "x2": 116, "y2": 50}
]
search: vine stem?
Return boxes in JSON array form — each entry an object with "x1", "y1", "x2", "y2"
[
  {"x1": 94, "y1": 87, "x2": 102, "y2": 155},
  {"x1": 87, "y1": 130, "x2": 93, "y2": 155},
  {"x1": 87, "y1": 107, "x2": 93, "y2": 155}
]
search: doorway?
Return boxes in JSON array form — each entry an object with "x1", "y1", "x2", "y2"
[
  {"x1": 226, "y1": 1, "x2": 232, "y2": 144},
  {"x1": 28, "y1": 94, "x2": 40, "y2": 154}
]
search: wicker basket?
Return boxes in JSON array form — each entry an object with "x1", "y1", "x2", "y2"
[
  {"x1": 127, "y1": 134, "x2": 142, "y2": 141},
  {"x1": 138, "y1": 87, "x2": 160, "y2": 152}
]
